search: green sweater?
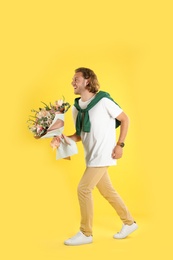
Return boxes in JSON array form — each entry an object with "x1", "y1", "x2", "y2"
[{"x1": 74, "y1": 91, "x2": 121, "y2": 136}]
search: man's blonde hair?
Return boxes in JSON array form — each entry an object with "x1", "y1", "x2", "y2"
[{"x1": 75, "y1": 67, "x2": 100, "y2": 93}]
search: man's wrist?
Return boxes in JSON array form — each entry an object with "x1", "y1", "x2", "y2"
[{"x1": 117, "y1": 142, "x2": 125, "y2": 148}]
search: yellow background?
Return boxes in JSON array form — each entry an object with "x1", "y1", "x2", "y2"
[{"x1": 1, "y1": 0, "x2": 173, "y2": 259}]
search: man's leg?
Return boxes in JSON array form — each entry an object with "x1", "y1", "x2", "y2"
[
  {"x1": 96, "y1": 170, "x2": 138, "y2": 238},
  {"x1": 96, "y1": 169, "x2": 134, "y2": 224},
  {"x1": 77, "y1": 167, "x2": 108, "y2": 236},
  {"x1": 64, "y1": 167, "x2": 108, "y2": 246}
]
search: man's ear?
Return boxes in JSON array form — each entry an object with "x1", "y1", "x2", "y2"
[{"x1": 86, "y1": 80, "x2": 90, "y2": 86}]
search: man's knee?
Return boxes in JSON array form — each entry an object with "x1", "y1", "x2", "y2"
[{"x1": 77, "y1": 184, "x2": 91, "y2": 196}]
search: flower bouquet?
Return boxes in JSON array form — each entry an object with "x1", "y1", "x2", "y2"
[{"x1": 27, "y1": 98, "x2": 78, "y2": 160}]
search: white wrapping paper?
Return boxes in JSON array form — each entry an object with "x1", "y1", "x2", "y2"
[{"x1": 41, "y1": 113, "x2": 78, "y2": 160}]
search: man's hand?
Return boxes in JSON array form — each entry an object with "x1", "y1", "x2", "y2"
[
  {"x1": 112, "y1": 145, "x2": 123, "y2": 159},
  {"x1": 50, "y1": 136, "x2": 61, "y2": 149},
  {"x1": 50, "y1": 134, "x2": 72, "y2": 150}
]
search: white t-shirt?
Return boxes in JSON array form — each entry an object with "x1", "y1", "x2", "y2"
[{"x1": 72, "y1": 96, "x2": 123, "y2": 167}]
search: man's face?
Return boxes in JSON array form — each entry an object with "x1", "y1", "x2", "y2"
[{"x1": 71, "y1": 72, "x2": 89, "y2": 95}]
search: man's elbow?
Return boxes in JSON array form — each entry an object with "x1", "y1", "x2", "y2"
[{"x1": 117, "y1": 112, "x2": 130, "y2": 125}]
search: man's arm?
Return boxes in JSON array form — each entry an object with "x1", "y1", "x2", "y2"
[
  {"x1": 67, "y1": 133, "x2": 81, "y2": 142},
  {"x1": 112, "y1": 111, "x2": 129, "y2": 159}
]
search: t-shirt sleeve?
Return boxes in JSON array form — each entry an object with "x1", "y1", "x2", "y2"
[
  {"x1": 72, "y1": 106, "x2": 78, "y2": 125},
  {"x1": 103, "y1": 98, "x2": 123, "y2": 118}
]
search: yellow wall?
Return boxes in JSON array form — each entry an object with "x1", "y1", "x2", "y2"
[{"x1": 1, "y1": 1, "x2": 173, "y2": 259}]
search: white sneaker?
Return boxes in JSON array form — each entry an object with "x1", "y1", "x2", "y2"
[
  {"x1": 64, "y1": 231, "x2": 93, "y2": 246},
  {"x1": 113, "y1": 222, "x2": 138, "y2": 239}
]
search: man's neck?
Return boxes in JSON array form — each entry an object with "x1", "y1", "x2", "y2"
[{"x1": 80, "y1": 92, "x2": 96, "y2": 102}]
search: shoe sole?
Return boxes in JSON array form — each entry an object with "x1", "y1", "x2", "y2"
[{"x1": 64, "y1": 240, "x2": 93, "y2": 246}]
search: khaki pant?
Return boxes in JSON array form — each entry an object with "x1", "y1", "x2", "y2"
[{"x1": 77, "y1": 167, "x2": 134, "y2": 236}]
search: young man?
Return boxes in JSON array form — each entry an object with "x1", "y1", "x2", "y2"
[{"x1": 53, "y1": 67, "x2": 138, "y2": 246}]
